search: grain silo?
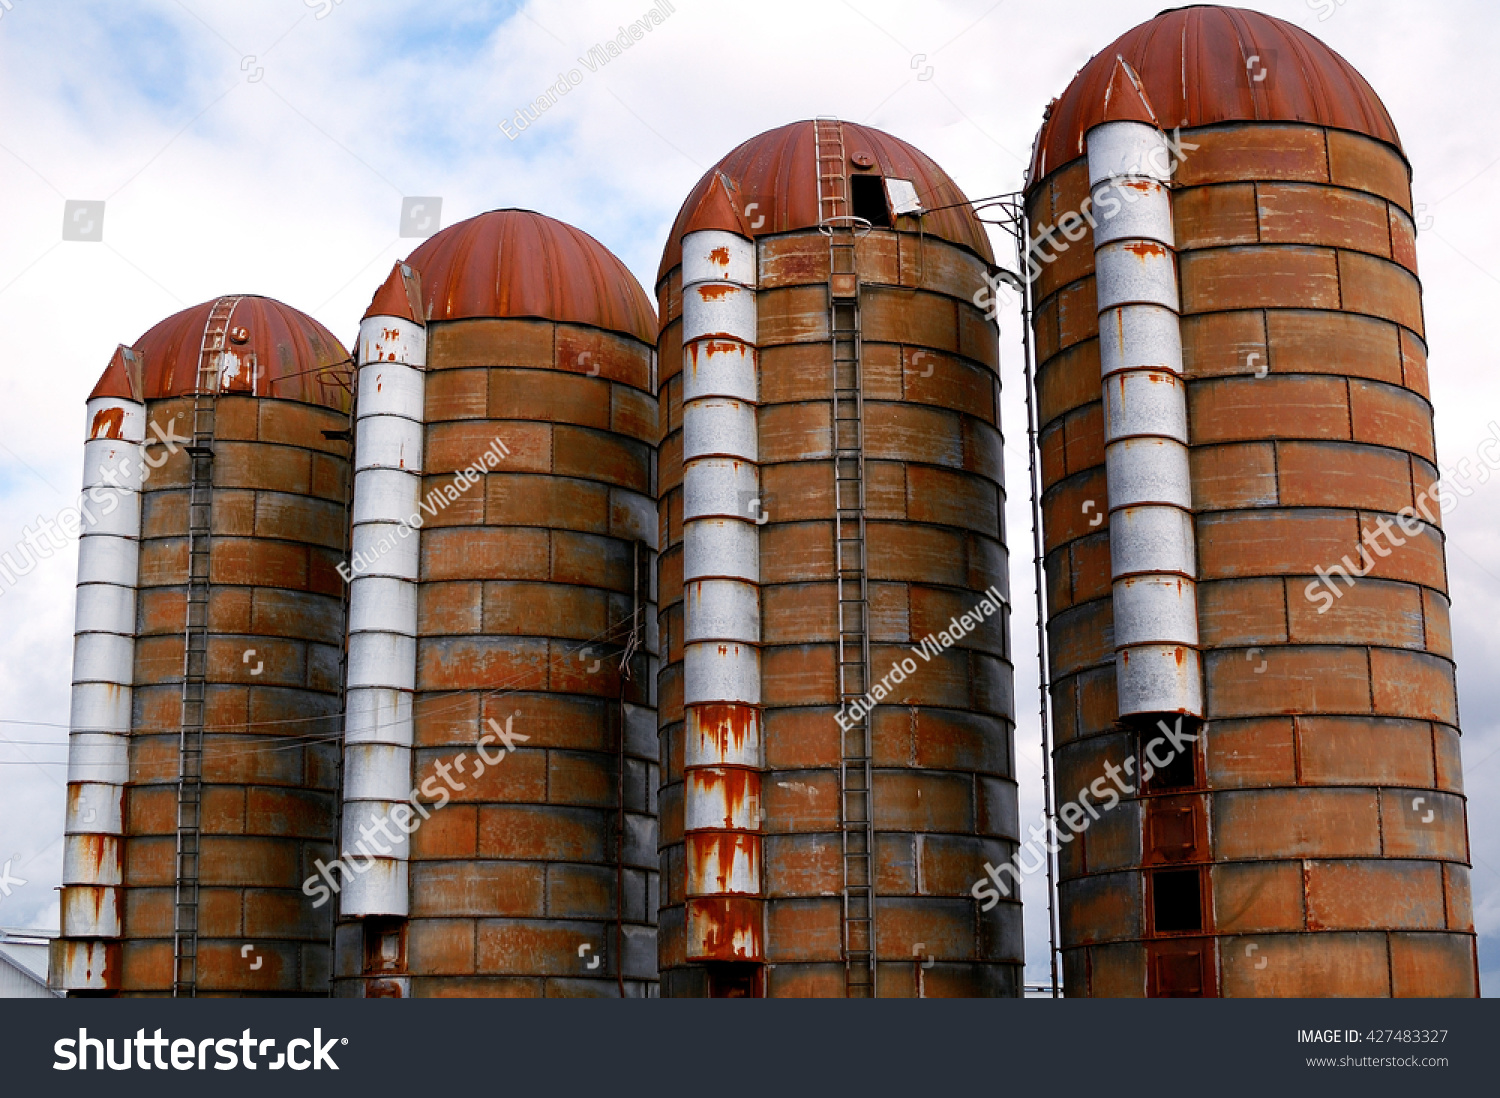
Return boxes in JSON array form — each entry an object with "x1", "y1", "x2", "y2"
[
  {"x1": 1024, "y1": 4, "x2": 1477, "y2": 997},
  {"x1": 332, "y1": 209, "x2": 661, "y2": 997},
  {"x1": 656, "y1": 120, "x2": 1020, "y2": 997},
  {"x1": 54, "y1": 296, "x2": 353, "y2": 996}
]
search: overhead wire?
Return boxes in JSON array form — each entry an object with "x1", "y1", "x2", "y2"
[{"x1": 0, "y1": 606, "x2": 650, "y2": 767}]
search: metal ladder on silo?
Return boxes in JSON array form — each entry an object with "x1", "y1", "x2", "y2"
[
  {"x1": 174, "y1": 295, "x2": 238, "y2": 997},
  {"x1": 830, "y1": 256, "x2": 877, "y2": 999},
  {"x1": 818, "y1": 118, "x2": 878, "y2": 997},
  {"x1": 814, "y1": 117, "x2": 848, "y2": 224}
]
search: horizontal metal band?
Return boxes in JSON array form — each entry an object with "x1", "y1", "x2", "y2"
[
  {"x1": 63, "y1": 780, "x2": 124, "y2": 834},
  {"x1": 685, "y1": 702, "x2": 762, "y2": 768},
  {"x1": 68, "y1": 685, "x2": 133, "y2": 738},
  {"x1": 683, "y1": 338, "x2": 757, "y2": 403},
  {"x1": 357, "y1": 359, "x2": 425, "y2": 423},
  {"x1": 352, "y1": 467, "x2": 422, "y2": 525},
  {"x1": 644, "y1": 606, "x2": 662, "y2": 658},
  {"x1": 1105, "y1": 438, "x2": 1193, "y2": 509},
  {"x1": 683, "y1": 398, "x2": 758, "y2": 462},
  {"x1": 340, "y1": 799, "x2": 413, "y2": 862},
  {"x1": 84, "y1": 397, "x2": 147, "y2": 445},
  {"x1": 1099, "y1": 305, "x2": 1184, "y2": 378},
  {"x1": 1116, "y1": 644, "x2": 1204, "y2": 719},
  {"x1": 683, "y1": 518, "x2": 758, "y2": 582},
  {"x1": 72, "y1": 583, "x2": 136, "y2": 637},
  {"x1": 53, "y1": 938, "x2": 120, "y2": 991},
  {"x1": 1103, "y1": 369, "x2": 1188, "y2": 442},
  {"x1": 342, "y1": 743, "x2": 414, "y2": 802},
  {"x1": 1091, "y1": 177, "x2": 1173, "y2": 248},
  {"x1": 74, "y1": 536, "x2": 139, "y2": 588},
  {"x1": 685, "y1": 767, "x2": 762, "y2": 832},
  {"x1": 623, "y1": 701, "x2": 657, "y2": 756},
  {"x1": 684, "y1": 831, "x2": 761, "y2": 896},
  {"x1": 346, "y1": 632, "x2": 418, "y2": 692},
  {"x1": 70, "y1": 633, "x2": 134, "y2": 687},
  {"x1": 682, "y1": 457, "x2": 759, "y2": 521},
  {"x1": 685, "y1": 578, "x2": 761, "y2": 644},
  {"x1": 358, "y1": 316, "x2": 427, "y2": 370},
  {"x1": 82, "y1": 437, "x2": 144, "y2": 491},
  {"x1": 1095, "y1": 240, "x2": 1178, "y2": 311},
  {"x1": 683, "y1": 642, "x2": 761, "y2": 706},
  {"x1": 685, "y1": 896, "x2": 763, "y2": 962},
  {"x1": 62, "y1": 833, "x2": 122, "y2": 887},
  {"x1": 683, "y1": 229, "x2": 756, "y2": 287},
  {"x1": 355, "y1": 413, "x2": 424, "y2": 474},
  {"x1": 336, "y1": 856, "x2": 409, "y2": 919},
  {"x1": 683, "y1": 282, "x2": 756, "y2": 344},
  {"x1": 345, "y1": 687, "x2": 414, "y2": 746},
  {"x1": 1087, "y1": 120, "x2": 1172, "y2": 186},
  {"x1": 1112, "y1": 574, "x2": 1200, "y2": 648},
  {"x1": 610, "y1": 487, "x2": 659, "y2": 551},
  {"x1": 350, "y1": 522, "x2": 421, "y2": 580},
  {"x1": 65, "y1": 738, "x2": 127, "y2": 795},
  {"x1": 1110, "y1": 504, "x2": 1197, "y2": 579},
  {"x1": 77, "y1": 489, "x2": 141, "y2": 539},
  {"x1": 60, "y1": 885, "x2": 121, "y2": 940},
  {"x1": 348, "y1": 575, "x2": 418, "y2": 637}
]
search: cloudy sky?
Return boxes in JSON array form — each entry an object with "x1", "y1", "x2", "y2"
[{"x1": 0, "y1": 0, "x2": 1494, "y2": 995}]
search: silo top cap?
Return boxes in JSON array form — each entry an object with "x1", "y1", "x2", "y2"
[
  {"x1": 91, "y1": 295, "x2": 351, "y2": 410},
  {"x1": 389, "y1": 208, "x2": 656, "y2": 344},
  {"x1": 1028, "y1": 4, "x2": 1403, "y2": 186},
  {"x1": 657, "y1": 119, "x2": 994, "y2": 283}
]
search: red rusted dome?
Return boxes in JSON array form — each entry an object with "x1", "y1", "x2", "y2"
[
  {"x1": 90, "y1": 295, "x2": 350, "y2": 409},
  {"x1": 1029, "y1": 4, "x2": 1403, "y2": 184},
  {"x1": 395, "y1": 208, "x2": 656, "y2": 344},
  {"x1": 658, "y1": 119, "x2": 995, "y2": 282}
]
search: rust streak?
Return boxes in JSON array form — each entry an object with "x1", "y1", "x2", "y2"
[{"x1": 90, "y1": 406, "x2": 126, "y2": 440}]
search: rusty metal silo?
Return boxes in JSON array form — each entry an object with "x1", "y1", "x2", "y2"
[
  {"x1": 657, "y1": 120, "x2": 1020, "y2": 997},
  {"x1": 55, "y1": 296, "x2": 353, "y2": 996},
  {"x1": 332, "y1": 210, "x2": 661, "y2": 997},
  {"x1": 1024, "y1": 5, "x2": 1477, "y2": 997}
]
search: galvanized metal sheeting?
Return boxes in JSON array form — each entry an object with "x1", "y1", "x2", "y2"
[
  {"x1": 680, "y1": 229, "x2": 764, "y2": 961},
  {"x1": 1088, "y1": 119, "x2": 1203, "y2": 720},
  {"x1": 342, "y1": 310, "x2": 427, "y2": 917},
  {"x1": 57, "y1": 385, "x2": 145, "y2": 989}
]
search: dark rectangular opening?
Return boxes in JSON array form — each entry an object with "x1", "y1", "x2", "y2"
[
  {"x1": 850, "y1": 174, "x2": 891, "y2": 227},
  {"x1": 362, "y1": 916, "x2": 406, "y2": 975},
  {"x1": 1137, "y1": 718, "x2": 1200, "y2": 791},
  {"x1": 1151, "y1": 869, "x2": 1203, "y2": 934},
  {"x1": 706, "y1": 962, "x2": 763, "y2": 998}
]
